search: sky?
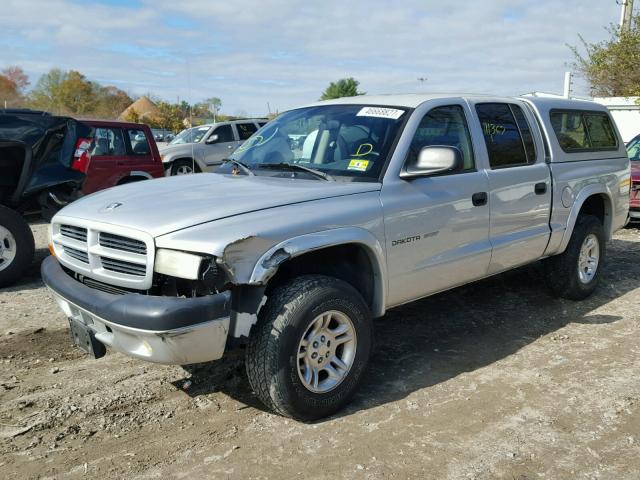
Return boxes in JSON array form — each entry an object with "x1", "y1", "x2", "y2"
[{"x1": 0, "y1": 0, "x2": 630, "y2": 116}]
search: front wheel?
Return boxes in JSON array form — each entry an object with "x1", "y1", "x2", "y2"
[
  {"x1": 171, "y1": 159, "x2": 197, "y2": 175},
  {"x1": 0, "y1": 206, "x2": 35, "y2": 287},
  {"x1": 543, "y1": 214, "x2": 605, "y2": 300},
  {"x1": 246, "y1": 275, "x2": 372, "y2": 421}
]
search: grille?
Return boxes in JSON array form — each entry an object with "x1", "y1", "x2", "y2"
[
  {"x1": 52, "y1": 221, "x2": 153, "y2": 289},
  {"x1": 99, "y1": 232, "x2": 147, "y2": 255},
  {"x1": 63, "y1": 246, "x2": 89, "y2": 263},
  {"x1": 60, "y1": 225, "x2": 87, "y2": 242},
  {"x1": 82, "y1": 277, "x2": 129, "y2": 296},
  {"x1": 100, "y1": 257, "x2": 147, "y2": 276}
]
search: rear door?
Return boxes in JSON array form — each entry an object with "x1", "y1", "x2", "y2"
[
  {"x1": 83, "y1": 126, "x2": 129, "y2": 194},
  {"x1": 472, "y1": 102, "x2": 552, "y2": 273},
  {"x1": 123, "y1": 127, "x2": 158, "y2": 176}
]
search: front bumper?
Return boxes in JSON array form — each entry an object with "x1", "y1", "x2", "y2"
[{"x1": 41, "y1": 256, "x2": 231, "y2": 365}]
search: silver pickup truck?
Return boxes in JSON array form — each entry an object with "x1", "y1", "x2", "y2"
[{"x1": 42, "y1": 94, "x2": 630, "y2": 420}]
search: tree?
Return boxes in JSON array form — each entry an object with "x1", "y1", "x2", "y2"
[
  {"x1": 0, "y1": 75, "x2": 21, "y2": 108},
  {"x1": 29, "y1": 68, "x2": 66, "y2": 112},
  {"x1": 123, "y1": 107, "x2": 141, "y2": 124},
  {"x1": 2, "y1": 66, "x2": 29, "y2": 92},
  {"x1": 150, "y1": 101, "x2": 185, "y2": 132},
  {"x1": 319, "y1": 78, "x2": 365, "y2": 100},
  {"x1": 571, "y1": 14, "x2": 640, "y2": 97},
  {"x1": 93, "y1": 85, "x2": 133, "y2": 119}
]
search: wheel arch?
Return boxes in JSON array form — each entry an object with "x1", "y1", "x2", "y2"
[
  {"x1": 558, "y1": 186, "x2": 613, "y2": 253},
  {"x1": 249, "y1": 228, "x2": 387, "y2": 318}
]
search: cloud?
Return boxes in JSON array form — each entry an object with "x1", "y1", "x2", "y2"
[{"x1": 0, "y1": 0, "x2": 623, "y2": 115}]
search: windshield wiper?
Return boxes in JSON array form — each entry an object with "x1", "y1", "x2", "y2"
[
  {"x1": 257, "y1": 162, "x2": 334, "y2": 181},
  {"x1": 222, "y1": 158, "x2": 254, "y2": 176}
]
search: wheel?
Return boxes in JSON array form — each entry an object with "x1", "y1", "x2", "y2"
[
  {"x1": 543, "y1": 214, "x2": 605, "y2": 300},
  {"x1": 246, "y1": 275, "x2": 372, "y2": 421},
  {"x1": 171, "y1": 159, "x2": 196, "y2": 175},
  {"x1": 0, "y1": 205, "x2": 35, "y2": 288}
]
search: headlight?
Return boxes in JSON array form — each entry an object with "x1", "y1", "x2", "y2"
[{"x1": 154, "y1": 249, "x2": 205, "y2": 280}]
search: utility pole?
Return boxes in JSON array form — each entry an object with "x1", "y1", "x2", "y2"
[
  {"x1": 563, "y1": 71, "x2": 573, "y2": 98},
  {"x1": 618, "y1": 0, "x2": 635, "y2": 32}
]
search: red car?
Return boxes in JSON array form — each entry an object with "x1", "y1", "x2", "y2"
[
  {"x1": 71, "y1": 120, "x2": 164, "y2": 194},
  {"x1": 627, "y1": 134, "x2": 640, "y2": 222}
]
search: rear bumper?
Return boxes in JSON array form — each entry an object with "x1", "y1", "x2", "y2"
[
  {"x1": 41, "y1": 256, "x2": 231, "y2": 364},
  {"x1": 630, "y1": 209, "x2": 640, "y2": 220}
]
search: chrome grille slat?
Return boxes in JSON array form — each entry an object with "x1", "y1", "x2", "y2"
[
  {"x1": 99, "y1": 232, "x2": 147, "y2": 255},
  {"x1": 63, "y1": 246, "x2": 89, "y2": 264},
  {"x1": 100, "y1": 257, "x2": 147, "y2": 276},
  {"x1": 60, "y1": 225, "x2": 87, "y2": 242},
  {"x1": 82, "y1": 277, "x2": 129, "y2": 296}
]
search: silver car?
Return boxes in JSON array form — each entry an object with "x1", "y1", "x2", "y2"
[{"x1": 160, "y1": 119, "x2": 268, "y2": 175}]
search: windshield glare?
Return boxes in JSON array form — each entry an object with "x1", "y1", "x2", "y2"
[
  {"x1": 170, "y1": 126, "x2": 210, "y2": 144},
  {"x1": 229, "y1": 105, "x2": 407, "y2": 180},
  {"x1": 628, "y1": 135, "x2": 640, "y2": 161}
]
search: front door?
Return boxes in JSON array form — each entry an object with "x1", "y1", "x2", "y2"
[
  {"x1": 382, "y1": 104, "x2": 492, "y2": 307},
  {"x1": 472, "y1": 102, "x2": 552, "y2": 274},
  {"x1": 203, "y1": 124, "x2": 237, "y2": 169}
]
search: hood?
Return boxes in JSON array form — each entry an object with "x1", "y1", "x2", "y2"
[
  {"x1": 158, "y1": 143, "x2": 198, "y2": 157},
  {"x1": 56, "y1": 173, "x2": 381, "y2": 237},
  {"x1": 631, "y1": 161, "x2": 640, "y2": 181}
]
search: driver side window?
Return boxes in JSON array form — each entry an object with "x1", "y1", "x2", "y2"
[{"x1": 408, "y1": 105, "x2": 475, "y2": 171}]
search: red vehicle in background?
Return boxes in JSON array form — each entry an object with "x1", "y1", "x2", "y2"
[
  {"x1": 72, "y1": 120, "x2": 164, "y2": 194},
  {"x1": 627, "y1": 134, "x2": 640, "y2": 222}
]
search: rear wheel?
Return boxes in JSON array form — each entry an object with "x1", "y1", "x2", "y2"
[
  {"x1": 544, "y1": 214, "x2": 605, "y2": 300},
  {"x1": 246, "y1": 275, "x2": 372, "y2": 421},
  {"x1": 171, "y1": 159, "x2": 196, "y2": 175},
  {"x1": 0, "y1": 205, "x2": 35, "y2": 288}
]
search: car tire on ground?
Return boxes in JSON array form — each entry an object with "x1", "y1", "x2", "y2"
[
  {"x1": 171, "y1": 159, "x2": 197, "y2": 176},
  {"x1": 0, "y1": 205, "x2": 35, "y2": 288},
  {"x1": 543, "y1": 214, "x2": 605, "y2": 300},
  {"x1": 246, "y1": 275, "x2": 372, "y2": 421}
]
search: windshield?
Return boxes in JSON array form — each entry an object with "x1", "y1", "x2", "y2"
[
  {"x1": 227, "y1": 104, "x2": 407, "y2": 181},
  {"x1": 628, "y1": 135, "x2": 640, "y2": 161},
  {"x1": 170, "y1": 126, "x2": 211, "y2": 144}
]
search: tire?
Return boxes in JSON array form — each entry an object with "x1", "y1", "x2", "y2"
[
  {"x1": 543, "y1": 214, "x2": 605, "y2": 300},
  {"x1": 0, "y1": 205, "x2": 35, "y2": 288},
  {"x1": 246, "y1": 275, "x2": 372, "y2": 421},
  {"x1": 171, "y1": 159, "x2": 196, "y2": 176}
]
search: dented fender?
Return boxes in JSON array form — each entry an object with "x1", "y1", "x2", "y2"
[{"x1": 247, "y1": 227, "x2": 388, "y2": 317}]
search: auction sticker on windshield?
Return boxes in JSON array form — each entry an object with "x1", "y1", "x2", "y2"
[
  {"x1": 356, "y1": 107, "x2": 404, "y2": 119},
  {"x1": 348, "y1": 159, "x2": 370, "y2": 171}
]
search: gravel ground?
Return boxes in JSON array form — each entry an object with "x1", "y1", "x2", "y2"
[{"x1": 1, "y1": 222, "x2": 639, "y2": 479}]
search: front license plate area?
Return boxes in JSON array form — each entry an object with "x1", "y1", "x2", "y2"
[{"x1": 68, "y1": 317, "x2": 106, "y2": 359}]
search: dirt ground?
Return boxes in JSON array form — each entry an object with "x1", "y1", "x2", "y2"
[{"x1": 1, "y1": 222, "x2": 639, "y2": 480}]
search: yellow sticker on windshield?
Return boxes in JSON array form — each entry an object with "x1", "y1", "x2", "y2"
[{"x1": 348, "y1": 159, "x2": 369, "y2": 172}]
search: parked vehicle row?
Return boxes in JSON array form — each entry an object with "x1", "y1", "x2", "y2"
[
  {"x1": 627, "y1": 133, "x2": 640, "y2": 222},
  {"x1": 159, "y1": 118, "x2": 267, "y2": 175},
  {"x1": 41, "y1": 94, "x2": 630, "y2": 421},
  {"x1": 0, "y1": 111, "x2": 164, "y2": 286}
]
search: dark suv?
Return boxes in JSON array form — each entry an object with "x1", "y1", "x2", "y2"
[{"x1": 0, "y1": 109, "x2": 92, "y2": 286}]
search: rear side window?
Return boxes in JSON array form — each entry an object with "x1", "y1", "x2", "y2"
[
  {"x1": 550, "y1": 110, "x2": 618, "y2": 152},
  {"x1": 236, "y1": 122, "x2": 258, "y2": 140},
  {"x1": 126, "y1": 129, "x2": 150, "y2": 155},
  {"x1": 90, "y1": 127, "x2": 126, "y2": 156},
  {"x1": 476, "y1": 103, "x2": 535, "y2": 168}
]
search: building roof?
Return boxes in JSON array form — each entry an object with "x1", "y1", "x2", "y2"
[{"x1": 118, "y1": 96, "x2": 160, "y2": 121}]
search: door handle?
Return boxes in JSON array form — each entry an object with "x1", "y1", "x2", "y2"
[
  {"x1": 535, "y1": 182, "x2": 547, "y2": 195},
  {"x1": 472, "y1": 192, "x2": 488, "y2": 206},
  {"x1": 228, "y1": 145, "x2": 234, "y2": 149}
]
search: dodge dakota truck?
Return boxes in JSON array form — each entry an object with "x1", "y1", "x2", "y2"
[{"x1": 42, "y1": 94, "x2": 630, "y2": 420}]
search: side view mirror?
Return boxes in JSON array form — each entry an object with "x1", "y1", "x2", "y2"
[
  {"x1": 206, "y1": 134, "x2": 219, "y2": 144},
  {"x1": 400, "y1": 146, "x2": 462, "y2": 178}
]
